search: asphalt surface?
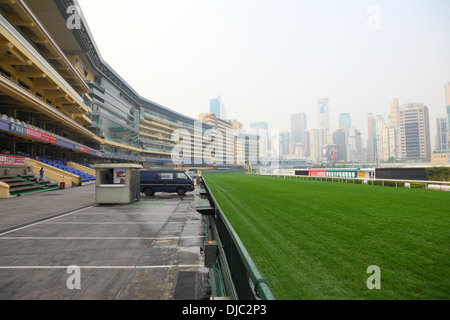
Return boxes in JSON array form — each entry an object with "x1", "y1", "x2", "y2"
[{"x1": 0, "y1": 184, "x2": 210, "y2": 300}]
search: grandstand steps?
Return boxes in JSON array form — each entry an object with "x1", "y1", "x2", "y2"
[{"x1": 0, "y1": 174, "x2": 60, "y2": 196}]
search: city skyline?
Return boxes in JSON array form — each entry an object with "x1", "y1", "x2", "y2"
[{"x1": 77, "y1": 0, "x2": 450, "y2": 149}]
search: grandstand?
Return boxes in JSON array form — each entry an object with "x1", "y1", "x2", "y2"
[{"x1": 0, "y1": 0, "x2": 219, "y2": 176}]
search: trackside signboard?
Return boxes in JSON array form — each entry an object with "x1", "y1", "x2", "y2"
[
  {"x1": 0, "y1": 155, "x2": 25, "y2": 167},
  {"x1": 309, "y1": 170, "x2": 358, "y2": 178}
]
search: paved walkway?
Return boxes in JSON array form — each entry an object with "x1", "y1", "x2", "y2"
[
  {"x1": 0, "y1": 183, "x2": 96, "y2": 232},
  {"x1": 0, "y1": 184, "x2": 209, "y2": 300}
]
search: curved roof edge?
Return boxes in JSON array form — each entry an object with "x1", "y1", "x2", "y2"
[{"x1": 58, "y1": 0, "x2": 211, "y2": 127}]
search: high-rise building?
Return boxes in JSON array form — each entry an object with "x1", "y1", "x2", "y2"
[
  {"x1": 347, "y1": 126, "x2": 363, "y2": 163},
  {"x1": 318, "y1": 98, "x2": 330, "y2": 133},
  {"x1": 375, "y1": 115, "x2": 385, "y2": 163},
  {"x1": 303, "y1": 130, "x2": 310, "y2": 158},
  {"x1": 367, "y1": 113, "x2": 376, "y2": 162},
  {"x1": 380, "y1": 124, "x2": 397, "y2": 161},
  {"x1": 210, "y1": 97, "x2": 221, "y2": 118},
  {"x1": 309, "y1": 126, "x2": 327, "y2": 163},
  {"x1": 390, "y1": 98, "x2": 400, "y2": 126},
  {"x1": 279, "y1": 132, "x2": 290, "y2": 156},
  {"x1": 290, "y1": 113, "x2": 307, "y2": 144},
  {"x1": 446, "y1": 82, "x2": 450, "y2": 146},
  {"x1": 339, "y1": 113, "x2": 351, "y2": 131},
  {"x1": 398, "y1": 103, "x2": 431, "y2": 161},
  {"x1": 333, "y1": 128, "x2": 347, "y2": 162},
  {"x1": 436, "y1": 118, "x2": 448, "y2": 150},
  {"x1": 199, "y1": 112, "x2": 234, "y2": 164}
]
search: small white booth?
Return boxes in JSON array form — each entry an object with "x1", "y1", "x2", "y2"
[{"x1": 93, "y1": 163, "x2": 143, "y2": 205}]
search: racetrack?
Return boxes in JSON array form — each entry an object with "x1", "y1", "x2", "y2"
[{"x1": 203, "y1": 171, "x2": 450, "y2": 300}]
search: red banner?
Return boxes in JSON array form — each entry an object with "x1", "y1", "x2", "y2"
[
  {"x1": 309, "y1": 170, "x2": 326, "y2": 177},
  {"x1": 0, "y1": 155, "x2": 26, "y2": 167},
  {"x1": 26, "y1": 128, "x2": 57, "y2": 144},
  {"x1": 79, "y1": 146, "x2": 91, "y2": 154}
]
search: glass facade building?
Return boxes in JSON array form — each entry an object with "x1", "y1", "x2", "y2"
[
  {"x1": 398, "y1": 103, "x2": 431, "y2": 161},
  {"x1": 318, "y1": 98, "x2": 330, "y2": 133}
]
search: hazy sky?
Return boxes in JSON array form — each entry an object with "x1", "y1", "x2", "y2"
[{"x1": 77, "y1": 0, "x2": 450, "y2": 146}]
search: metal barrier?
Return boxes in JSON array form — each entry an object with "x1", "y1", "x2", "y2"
[
  {"x1": 267, "y1": 174, "x2": 450, "y2": 191},
  {"x1": 198, "y1": 178, "x2": 276, "y2": 300}
]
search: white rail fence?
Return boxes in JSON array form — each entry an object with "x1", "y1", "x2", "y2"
[{"x1": 265, "y1": 174, "x2": 450, "y2": 191}]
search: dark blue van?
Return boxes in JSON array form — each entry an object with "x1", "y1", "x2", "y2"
[{"x1": 140, "y1": 170, "x2": 195, "y2": 196}]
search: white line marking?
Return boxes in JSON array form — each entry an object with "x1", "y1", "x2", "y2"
[
  {"x1": 76, "y1": 212, "x2": 174, "y2": 215},
  {"x1": 44, "y1": 222, "x2": 170, "y2": 225},
  {"x1": 0, "y1": 265, "x2": 203, "y2": 269},
  {"x1": 0, "y1": 236, "x2": 205, "y2": 240},
  {"x1": 0, "y1": 206, "x2": 94, "y2": 237}
]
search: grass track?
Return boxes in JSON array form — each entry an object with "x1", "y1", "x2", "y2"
[{"x1": 203, "y1": 171, "x2": 450, "y2": 300}]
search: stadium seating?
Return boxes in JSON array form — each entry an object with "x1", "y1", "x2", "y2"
[{"x1": 38, "y1": 158, "x2": 96, "y2": 182}]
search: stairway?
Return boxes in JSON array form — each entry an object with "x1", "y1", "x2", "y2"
[{"x1": 0, "y1": 174, "x2": 60, "y2": 196}]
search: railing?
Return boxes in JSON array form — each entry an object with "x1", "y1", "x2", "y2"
[
  {"x1": 199, "y1": 177, "x2": 275, "y2": 300},
  {"x1": 266, "y1": 174, "x2": 450, "y2": 191}
]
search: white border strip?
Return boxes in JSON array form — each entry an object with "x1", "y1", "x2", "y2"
[
  {"x1": 0, "y1": 264, "x2": 203, "y2": 269},
  {"x1": 0, "y1": 236, "x2": 205, "y2": 240}
]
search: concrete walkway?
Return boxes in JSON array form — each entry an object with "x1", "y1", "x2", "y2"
[{"x1": 0, "y1": 184, "x2": 209, "y2": 300}]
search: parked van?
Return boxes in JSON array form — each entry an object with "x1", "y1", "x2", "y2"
[{"x1": 140, "y1": 170, "x2": 195, "y2": 196}]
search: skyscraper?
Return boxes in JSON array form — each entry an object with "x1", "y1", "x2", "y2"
[
  {"x1": 309, "y1": 126, "x2": 327, "y2": 163},
  {"x1": 333, "y1": 128, "x2": 347, "y2": 162},
  {"x1": 380, "y1": 124, "x2": 397, "y2": 161},
  {"x1": 339, "y1": 113, "x2": 351, "y2": 131},
  {"x1": 436, "y1": 117, "x2": 448, "y2": 150},
  {"x1": 375, "y1": 115, "x2": 385, "y2": 163},
  {"x1": 347, "y1": 126, "x2": 363, "y2": 163},
  {"x1": 318, "y1": 98, "x2": 330, "y2": 133},
  {"x1": 390, "y1": 98, "x2": 399, "y2": 126},
  {"x1": 367, "y1": 113, "x2": 376, "y2": 162},
  {"x1": 279, "y1": 132, "x2": 290, "y2": 156},
  {"x1": 210, "y1": 97, "x2": 221, "y2": 118},
  {"x1": 290, "y1": 113, "x2": 307, "y2": 146},
  {"x1": 398, "y1": 103, "x2": 431, "y2": 161},
  {"x1": 446, "y1": 82, "x2": 450, "y2": 146}
]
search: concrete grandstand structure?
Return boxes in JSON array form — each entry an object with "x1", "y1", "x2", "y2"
[{"x1": 0, "y1": 0, "x2": 250, "y2": 170}]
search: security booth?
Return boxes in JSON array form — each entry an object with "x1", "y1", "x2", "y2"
[{"x1": 93, "y1": 163, "x2": 143, "y2": 205}]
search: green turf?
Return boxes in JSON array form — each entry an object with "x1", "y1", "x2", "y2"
[{"x1": 203, "y1": 171, "x2": 450, "y2": 300}]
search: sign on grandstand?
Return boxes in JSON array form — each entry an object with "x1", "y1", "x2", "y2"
[
  {"x1": 0, "y1": 155, "x2": 25, "y2": 167},
  {"x1": 74, "y1": 145, "x2": 91, "y2": 154},
  {"x1": 9, "y1": 122, "x2": 56, "y2": 144}
]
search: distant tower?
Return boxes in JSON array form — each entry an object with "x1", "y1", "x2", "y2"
[
  {"x1": 390, "y1": 98, "x2": 399, "y2": 126},
  {"x1": 398, "y1": 103, "x2": 431, "y2": 161},
  {"x1": 445, "y1": 82, "x2": 450, "y2": 146},
  {"x1": 209, "y1": 96, "x2": 221, "y2": 118},
  {"x1": 290, "y1": 113, "x2": 307, "y2": 144},
  {"x1": 367, "y1": 113, "x2": 376, "y2": 162},
  {"x1": 318, "y1": 98, "x2": 330, "y2": 133},
  {"x1": 436, "y1": 117, "x2": 448, "y2": 150},
  {"x1": 339, "y1": 113, "x2": 351, "y2": 131}
]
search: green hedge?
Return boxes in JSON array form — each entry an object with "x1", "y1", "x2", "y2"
[
  {"x1": 410, "y1": 182, "x2": 426, "y2": 189},
  {"x1": 425, "y1": 167, "x2": 450, "y2": 182}
]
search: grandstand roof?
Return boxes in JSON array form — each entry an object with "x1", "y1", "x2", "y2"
[{"x1": 26, "y1": 0, "x2": 213, "y2": 128}]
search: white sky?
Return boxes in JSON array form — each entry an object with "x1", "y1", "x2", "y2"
[{"x1": 77, "y1": 0, "x2": 450, "y2": 147}]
